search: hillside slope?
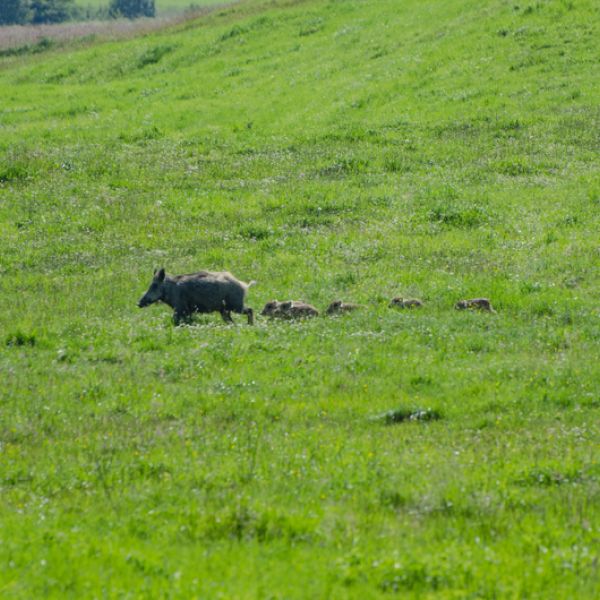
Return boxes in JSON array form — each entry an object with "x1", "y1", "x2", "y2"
[
  {"x1": 1, "y1": 0, "x2": 598, "y2": 288},
  {"x1": 1, "y1": 0, "x2": 599, "y2": 597}
]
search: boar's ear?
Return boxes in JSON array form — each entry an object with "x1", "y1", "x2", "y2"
[{"x1": 156, "y1": 268, "x2": 166, "y2": 282}]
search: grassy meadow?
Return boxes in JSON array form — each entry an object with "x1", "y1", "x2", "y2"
[{"x1": 1, "y1": 0, "x2": 599, "y2": 596}]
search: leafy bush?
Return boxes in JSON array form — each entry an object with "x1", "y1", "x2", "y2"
[{"x1": 109, "y1": 0, "x2": 155, "y2": 19}]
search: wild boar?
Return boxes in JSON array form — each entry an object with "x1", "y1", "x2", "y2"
[
  {"x1": 325, "y1": 300, "x2": 364, "y2": 315},
  {"x1": 455, "y1": 298, "x2": 496, "y2": 313},
  {"x1": 138, "y1": 268, "x2": 255, "y2": 325},
  {"x1": 389, "y1": 297, "x2": 424, "y2": 308},
  {"x1": 260, "y1": 300, "x2": 319, "y2": 319}
]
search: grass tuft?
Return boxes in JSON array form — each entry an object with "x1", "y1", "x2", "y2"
[
  {"x1": 372, "y1": 408, "x2": 443, "y2": 425},
  {"x1": 5, "y1": 330, "x2": 36, "y2": 347}
]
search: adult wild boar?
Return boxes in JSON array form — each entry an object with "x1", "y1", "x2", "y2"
[{"x1": 138, "y1": 268, "x2": 255, "y2": 325}]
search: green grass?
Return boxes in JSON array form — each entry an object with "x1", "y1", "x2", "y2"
[{"x1": 1, "y1": 0, "x2": 599, "y2": 597}]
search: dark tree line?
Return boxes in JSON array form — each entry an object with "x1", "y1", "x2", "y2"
[
  {"x1": 1, "y1": 0, "x2": 28, "y2": 24},
  {"x1": 109, "y1": 0, "x2": 154, "y2": 19},
  {"x1": 0, "y1": 0, "x2": 154, "y2": 25},
  {"x1": 0, "y1": 0, "x2": 71, "y2": 24}
]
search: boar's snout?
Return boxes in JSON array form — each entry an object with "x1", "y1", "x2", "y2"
[
  {"x1": 138, "y1": 295, "x2": 151, "y2": 308},
  {"x1": 138, "y1": 277, "x2": 164, "y2": 308}
]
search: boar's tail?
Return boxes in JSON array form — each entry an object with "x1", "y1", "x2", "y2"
[{"x1": 246, "y1": 280, "x2": 257, "y2": 288}]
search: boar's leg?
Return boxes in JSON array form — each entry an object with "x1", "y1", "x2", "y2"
[
  {"x1": 242, "y1": 307, "x2": 254, "y2": 325},
  {"x1": 220, "y1": 306, "x2": 234, "y2": 324},
  {"x1": 173, "y1": 311, "x2": 192, "y2": 326}
]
